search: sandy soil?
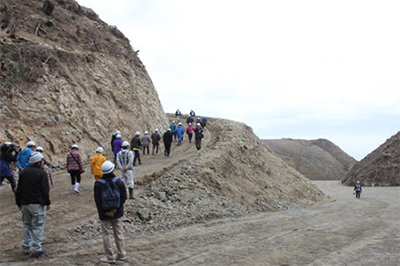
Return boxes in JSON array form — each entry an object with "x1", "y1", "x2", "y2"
[{"x1": 1, "y1": 127, "x2": 399, "y2": 265}]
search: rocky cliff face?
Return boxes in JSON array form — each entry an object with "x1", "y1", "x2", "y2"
[
  {"x1": 0, "y1": 0, "x2": 168, "y2": 166},
  {"x1": 263, "y1": 138, "x2": 357, "y2": 180},
  {"x1": 342, "y1": 131, "x2": 400, "y2": 186}
]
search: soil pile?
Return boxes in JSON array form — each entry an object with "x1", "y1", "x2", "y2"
[
  {"x1": 342, "y1": 131, "x2": 400, "y2": 186},
  {"x1": 263, "y1": 138, "x2": 357, "y2": 180},
  {"x1": 0, "y1": 0, "x2": 168, "y2": 166}
]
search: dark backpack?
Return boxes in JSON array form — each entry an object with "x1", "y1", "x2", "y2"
[
  {"x1": 355, "y1": 184, "x2": 361, "y2": 191},
  {"x1": 97, "y1": 177, "x2": 121, "y2": 211}
]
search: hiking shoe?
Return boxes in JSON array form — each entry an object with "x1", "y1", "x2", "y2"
[
  {"x1": 31, "y1": 248, "x2": 47, "y2": 257},
  {"x1": 116, "y1": 255, "x2": 126, "y2": 261},
  {"x1": 100, "y1": 256, "x2": 116, "y2": 263}
]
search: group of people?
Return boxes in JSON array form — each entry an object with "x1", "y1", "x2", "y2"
[{"x1": 0, "y1": 110, "x2": 207, "y2": 262}]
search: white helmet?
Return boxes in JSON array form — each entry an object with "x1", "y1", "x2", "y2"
[
  {"x1": 356, "y1": 181, "x2": 360, "y2": 184},
  {"x1": 29, "y1": 152, "x2": 44, "y2": 164},
  {"x1": 101, "y1": 161, "x2": 115, "y2": 174},
  {"x1": 122, "y1": 141, "x2": 130, "y2": 147},
  {"x1": 36, "y1": 146, "x2": 44, "y2": 152},
  {"x1": 155, "y1": 128, "x2": 159, "y2": 132},
  {"x1": 179, "y1": 122, "x2": 182, "y2": 125},
  {"x1": 116, "y1": 130, "x2": 121, "y2": 134},
  {"x1": 26, "y1": 141, "x2": 36, "y2": 148},
  {"x1": 96, "y1": 147, "x2": 104, "y2": 153},
  {"x1": 135, "y1": 131, "x2": 141, "y2": 136},
  {"x1": 72, "y1": 144, "x2": 79, "y2": 149},
  {"x1": 116, "y1": 134, "x2": 121, "y2": 138},
  {"x1": 144, "y1": 131, "x2": 148, "y2": 135}
]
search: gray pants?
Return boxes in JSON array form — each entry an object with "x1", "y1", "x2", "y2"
[
  {"x1": 21, "y1": 204, "x2": 46, "y2": 253},
  {"x1": 120, "y1": 170, "x2": 134, "y2": 189}
]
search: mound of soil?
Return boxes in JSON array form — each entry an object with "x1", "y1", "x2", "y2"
[
  {"x1": 342, "y1": 131, "x2": 400, "y2": 186},
  {"x1": 263, "y1": 138, "x2": 357, "y2": 180}
]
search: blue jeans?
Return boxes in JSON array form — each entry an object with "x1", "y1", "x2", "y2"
[{"x1": 21, "y1": 204, "x2": 46, "y2": 253}]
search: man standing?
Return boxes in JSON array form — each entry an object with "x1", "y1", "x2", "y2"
[
  {"x1": 116, "y1": 141, "x2": 135, "y2": 199},
  {"x1": 175, "y1": 109, "x2": 182, "y2": 122},
  {"x1": 15, "y1": 152, "x2": 51, "y2": 257},
  {"x1": 94, "y1": 161, "x2": 127, "y2": 263},
  {"x1": 194, "y1": 123, "x2": 204, "y2": 150},
  {"x1": 163, "y1": 128, "x2": 173, "y2": 156},
  {"x1": 151, "y1": 129, "x2": 161, "y2": 155}
]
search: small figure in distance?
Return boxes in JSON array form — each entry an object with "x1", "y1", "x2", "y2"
[
  {"x1": 142, "y1": 131, "x2": 151, "y2": 155},
  {"x1": 194, "y1": 123, "x2": 204, "y2": 151},
  {"x1": 151, "y1": 129, "x2": 161, "y2": 155},
  {"x1": 175, "y1": 109, "x2": 182, "y2": 122},
  {"x1": 190, "y1": 109, "x2": 195, "y2": 117},
  {"x1": 354, "y1": 180, "x2": 362, "y2": 199}
]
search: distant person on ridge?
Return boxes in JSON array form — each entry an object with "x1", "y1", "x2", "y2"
[
  {"x1": 142, "y1": 131, "x2": 151, "y2": 155},
  {"x1": 201, "y1": 116, "x2": 207, "y2": 130},
  {"x1": 130, "y1": 132, "x2": 142, "y2": 166},
  {"x1": 170, "y1": 121, "x2": 177, "y2": 142},
  {"x1": 66, "y1": 144, "x2": 85, "y2": 194},
  {"x1": 90, "y1": 147, "x2": 107, "y2": 181},
  {"x1": 176, "y1": 122, "x2": 185, "y2": 146},
  {"x1": 190, "y1": 110, "x2": 195, "y2": 117},
  {"x1": 151, "y1": 129, "x2": 161, "y2": 155},
  {"x1": 186, "y1": 123, "x2": 195, "y2": 143},
  {"x1": 163, "y1": 129, "x2": 173, "y2": 156},
  {"x1": 175, "y1": 109, "x2": 182, "y2": 122},
  {"x1": 354, "y1": 180, "x2": 362, "y2": 199},
  {"x1": 116, "y1": 141, "x2": 135, "y2": 199},
  {"x1": 194, "y1": 123, "x2": 204, "y2": 150},
  {"x1": 186, "y1": 115, "x2": 194, "y2": 125}
]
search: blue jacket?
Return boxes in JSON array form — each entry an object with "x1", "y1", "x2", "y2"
[
  {"x1": 94, "y1": 173, "x2": 127, "y2": 220},
  {"x1": 176, "y1": 125, "x2": 185, "y2": 140},
  {"x1": 16, "y1": 148, "x2": 33, "y2": 170},
  {"x1": 0, "y1": 160, "x2": 13, "y2": 177}
]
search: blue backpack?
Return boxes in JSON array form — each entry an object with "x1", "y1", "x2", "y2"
[{"x1": 97, "y1": 177, "x2": 121, "y2": 211}]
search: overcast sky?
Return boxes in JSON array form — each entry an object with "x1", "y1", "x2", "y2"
[{"x1": 77, "y1": 0, "x2": 399, "y2": 160}]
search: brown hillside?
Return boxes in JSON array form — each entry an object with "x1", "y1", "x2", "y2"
[
  {"x1": 263, "y1": 138, "x2": 357, "y2": 180},
  {"x1": 0, "y1": 0, "x2": 168, "y2": 165},
  {"x1": 342, "y1": 131, "x2": 400, "y2": 186}
]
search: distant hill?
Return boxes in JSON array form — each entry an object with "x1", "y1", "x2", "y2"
[
  {"x1": 263, "y1": 138, "x2": 357, "y2": 180},
  {"x1": 342, "y1": 131, "x2": 400, "y2": 186}
]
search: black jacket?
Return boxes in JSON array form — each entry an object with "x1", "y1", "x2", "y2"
[
  {"x1": 130, "y1": 136, "x2": 142, "y2": 150},
  {"x1": 94, "y1": 173, "x2": 127, "y2": 220},
  {"x1": 15, "y1": 165, "x2": 50, "y2": 206},
  {"x1": 163, "y1": 131, "x2": 173, "y2": 144},
  {"x1": 194, "y1": 127, "x2": 204, "y2": 139}
]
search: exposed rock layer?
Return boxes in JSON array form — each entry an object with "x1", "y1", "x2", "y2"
[{"x1": 0, "y1": 0, "x2": 168, "y2": 166}]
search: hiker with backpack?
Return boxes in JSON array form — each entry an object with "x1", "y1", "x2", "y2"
[
  {"x1": 163, "y1": 128, "x2": 173, "y2": 156},
  {"x1": 90, "y1": 147, "x2": 107, "y2": 181},
  {"x1": 94, "y1": 161, "x2": 127, "y2": 263},
  {"x1": 151, "y1": 129, "x2": 161, "y2": 155},
  {"x1": 116, "y1": 141, "x2": 135, "y2": 199},
  {"x1": 175, "y1": 109, "x2": 182, "y2": 122},
  {"x1": 66, "y1": 144, "x2": 85, "y2": 194},
  {"x1": 194, "y1": 123, "x2": 204, "y2": 150},
  {"x1": 16, "y1": 141, "x2": 36, "y2": 174},
  {"x1": 354, "y1": 181, "x2": 362, "y2": 199},
  {"x1": 186, "y1": 123, "x2": 195, "y2": 143}
]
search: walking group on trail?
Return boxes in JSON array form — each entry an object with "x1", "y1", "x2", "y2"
[{"x1": 0, "y1": 109, "x2": 208, "y2": 263}]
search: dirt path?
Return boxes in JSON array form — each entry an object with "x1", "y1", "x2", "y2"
[{"x1": 1, "y1": 124, "x2": 399, "y2": 265}]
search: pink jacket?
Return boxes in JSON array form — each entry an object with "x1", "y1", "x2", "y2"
[{"x1": 66, "y1": 149, "x2": 84, "y2": 171}]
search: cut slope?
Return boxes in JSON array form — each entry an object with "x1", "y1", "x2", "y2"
[
  {"x1": 342, "y1": 131, "x2": 400, "y2": 186},
  {"x1": 0, "y1": 0, "x2": 168, "y2": 165}
]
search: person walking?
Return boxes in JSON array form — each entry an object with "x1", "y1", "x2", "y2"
[
  {"x1": 354, "y1": 180, "x2": 362, "y2": 199},
  {"x1": 1, "y1": 142, "x2": 19, "y2": 194},
  {"x1": 194, "y1": 123, "x2": 204, "y2": 150},
  {"x1": 66, "y1": 144, "x2": 85, "y2": 194},
  {"x1": 130, "y1": 132, "x2": 142, "y2": 166},
  {"x1": 170, "y1": 121, "x2": 177, "y2": 142},
  {"x1": 176, "y1": 123, "x2": 185, "y2": 146},
  {"x1": 16, "y1": 141, "x2": 36, "y2": 174},
  {"x1": 90, "y1": 147, "x2": 107, "y2": 181},
  {"x1": 163, "y1": 129, "x2": 173, "y2": 156},
  {"x1": 15, "y1": 152, "x2": 51, "y2": 257},
  {"x1": 116, "y1": 141, "x2": 135, "y2": 199},
  {"x1": 175, "y1": 109, "x2": 182, "y2": 122},
  {"x1": 112, "y1": 134, "x2": 123, "y2": 164},
  {"x1": 35, "y1": 147, "x2": 52, "y2": 167},
  {"x1": 94, "y1": 161, "x2": 127, "y2": 263},
  {"x1": 110, "y1": 130, "x2": 120, "y2": 154},
  {"x1": 186, "y1": 115, "x2": 194, "y2": 125},
  {"x1": 186, "y1": 123, "x2": 195, "y2": 143},
  {"x1": 151, "y1": 129, "x2": 161, "y2": 155},
  {"x1": 190, "y1": 110, "x2": 195, "y2": 117},
  {"x1": 142, "y1": 131, "x2": 151, "y2": 155}
]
